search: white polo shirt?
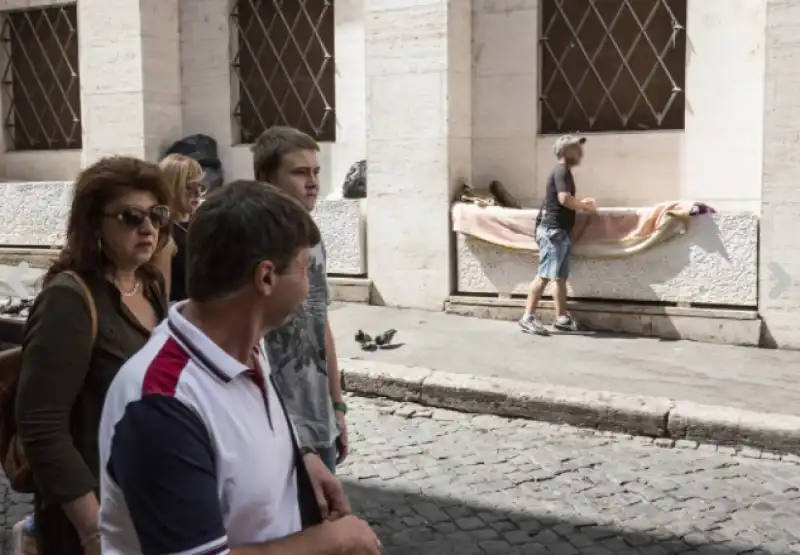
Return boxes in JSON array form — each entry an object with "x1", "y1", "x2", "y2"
[{"x1": 98, "y1": 303, "x2": 306, "y2": 555}]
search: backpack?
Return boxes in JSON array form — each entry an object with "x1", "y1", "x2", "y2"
[
  {"x1": 164, "y1": 134, "x2": 225, "y2": 192},
  {"x1": 0, "y1": 271, "x2": 97, "y2": 493}
]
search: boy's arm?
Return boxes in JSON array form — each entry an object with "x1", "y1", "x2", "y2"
[
  {"x1": 325, "y1": 318, "x2": 348, "y2": 463},
  {"x1": 320, "y1": 241, "x2": 348, "y2": 462},
  {"x1": 326, "y1": 319, "x2": 343, "y2": 406},
  {"x1": 554, "y1": 168, "x2": 595, "y2": 212}
]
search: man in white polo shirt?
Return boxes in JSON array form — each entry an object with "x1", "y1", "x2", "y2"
[{"x1": 97, "y1": 181, "x2": 381, "y2": 554}]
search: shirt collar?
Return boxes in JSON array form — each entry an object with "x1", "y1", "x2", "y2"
[{"x1": 166, "y1": 301, "x2": 260, "y2": 383}]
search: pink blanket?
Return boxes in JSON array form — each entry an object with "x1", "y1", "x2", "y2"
[{"x1": 452, "y1": 201, "x2": 712, "y2": 259}]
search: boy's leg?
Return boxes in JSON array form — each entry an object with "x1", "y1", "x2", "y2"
[
  {"x1": 552, "y1": 234, "x2": 579, "y2": 331},
  {"x1": 520, "y1": 276, "x2": 549, "y2": 335},
  {"x1": 553, "y1": 238, "x2": 570, "y2": 318},
  {"x1": 554, "y1": 277, "x2": 569, "y2": 319},
  {"x1": 520, "y1": 229, "x2": 555, "y2": 335},
  {"x1": 523, "y1": 276, "x2": 548, "y2": 316}
]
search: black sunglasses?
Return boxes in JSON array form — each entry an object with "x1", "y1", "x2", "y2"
[{"x1": 105, "y1": 205, "x2": 170, "y2": 229}]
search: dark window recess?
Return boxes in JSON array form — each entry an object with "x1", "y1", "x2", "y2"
[
  {"x1": 1, "y1": 5, "x2": 81, "y2": 150},
  {"x1": 539, "y1": 0, "x2": 687, "y2": 134},
  {"x1": 231, "y1": 0, "x2": 335, "y2": 143}
]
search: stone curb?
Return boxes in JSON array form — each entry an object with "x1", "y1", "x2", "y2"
[{"x1": 340, "y1": 358, "x2": 800, "y2": 455}]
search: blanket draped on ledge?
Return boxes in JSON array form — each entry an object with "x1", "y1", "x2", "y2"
[{"x1": 452, "y1": 201, "x2": 715, "y2": 259}]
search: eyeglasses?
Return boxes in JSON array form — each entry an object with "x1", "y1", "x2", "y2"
[
  {"x1": 186, "y1": 181, "x2": 207, "y2": 198},
  {"x1": 105, "y1": 205, "x2": 170, "y2": 229}
]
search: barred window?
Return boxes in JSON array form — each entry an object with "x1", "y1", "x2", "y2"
[
  {"x1": 539, "y1": 0, "x2": 687, "y2": 134},
  {"x1": 1, "y1": 5, "x2": 81, "y2": 151},
  {"x1": 231, "y1": 0, "x2": 335, "y2": 144}
]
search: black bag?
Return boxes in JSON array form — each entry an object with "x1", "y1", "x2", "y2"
[
  {"x1": 342, "y1": 160, "x2": 366, "y2": 199},
  {"x1": 164, "y1": 134, "x2": 224, "y2": 191}
]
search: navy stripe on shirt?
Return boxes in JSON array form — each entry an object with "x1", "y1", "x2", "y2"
[{"x1": 108, "y1": 394, "x2": 226, "y2": 555}]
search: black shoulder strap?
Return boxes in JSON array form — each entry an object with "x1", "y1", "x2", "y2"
[{"x1": 269, "y1": 374, "x2": 323, "y2": 528}]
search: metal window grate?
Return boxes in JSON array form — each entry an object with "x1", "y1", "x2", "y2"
[
  {"x1": 539, "y1": 0, "x2": 686, "y2": 134},
  {"x1": 231, "y1": 0, "x2": 335, "y2": 144},
  {"x1": 1, "y1": 5, "x2": 81, "y2": 151}
]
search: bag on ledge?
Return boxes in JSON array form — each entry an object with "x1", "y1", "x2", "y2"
[
  {"x1": 0, "y1": 271, "x2": 97, "y2": 493},
  {"x1": 342, "y1": 160, "x2": 366, "y2": 199}
]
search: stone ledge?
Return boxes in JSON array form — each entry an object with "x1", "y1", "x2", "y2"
[
  {"x1": 0, "y1": 248, "x2": 58, "y2": 269},
  {"x1": 457, "y1": 212, "x2": 758, "y2": 306},
  {"x1": 0, "y1": 181, "x2": 72, "y2": 247},
  {"x1": 329, "y1": 276, "x2": 372, "y2": 303},
  {"x1": 446, "y1": 295, "x2": 762, "y2": 346},
  {"x1": 313, "y1": 199, "x2": 366, "y2": 275},
  {"x1": 340, "y1": 359, "x2": 800, "y2": 455},
  {"x1": 0, "y1": 184, "x2": 369, "y2": 277},
  {"x1": 0, "y1": 256, "x2": 374, "y2": 308}
]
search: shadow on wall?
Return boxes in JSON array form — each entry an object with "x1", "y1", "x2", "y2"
[
  {"x1": 471, "y1": 213, "x2": 742, "y2": 311},
  {"x1": 692, "y1": 217, "x2": 731, "y2": 263},
  {"x1": 344, "y1": 481, "x2": 772, "y2": 555}
]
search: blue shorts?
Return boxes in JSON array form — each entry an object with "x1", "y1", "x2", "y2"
[{"x1": 536, "y1": 226, "x2": 572, "y2": 280}]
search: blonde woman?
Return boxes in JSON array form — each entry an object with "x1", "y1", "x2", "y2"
[{"x1": 152, "y1": 154, "x2": 205, "y2": 302}]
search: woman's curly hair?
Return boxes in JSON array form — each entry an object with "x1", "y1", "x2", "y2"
[{"x1": 46, "y1": 156, "x2": 172, "y2": 284}]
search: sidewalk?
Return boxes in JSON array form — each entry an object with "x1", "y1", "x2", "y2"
[{"x1": 330, "y1": 303, "x2": 800, "y2": 454}]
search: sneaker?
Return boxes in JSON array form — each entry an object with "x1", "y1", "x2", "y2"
[
  {"x1": 519, "y1": 314, "x2": 549, "y2": 336},
  {"x1": 553, "y1": 314, "x2": 579, "y2": 332}
]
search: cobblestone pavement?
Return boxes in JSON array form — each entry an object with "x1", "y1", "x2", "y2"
[
  {"x1": 2, "y1": 396, "x2": 799, "y2": 554},
  {"x1": 339, "y1": 396, "x2": 800, "y2": 555}
]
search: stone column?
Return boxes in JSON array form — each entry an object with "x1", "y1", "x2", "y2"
[
  {"x1": 78, "y1": 0, "x2": 182, "y2": 165},
  {"x1": 365, "y1": 0, "x2": 471, "y2": 310},
  {"x1": 760, "y1": 0, "x2": 800, "y2": 348}
]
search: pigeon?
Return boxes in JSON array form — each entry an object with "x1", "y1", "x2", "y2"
[
  {"x1": 355, "y1": 329, "x2": 377, "y2": 351},
  {"x1": 374, "y1": 329, "x2": 397, "y2": 347},
  {"x1": 355, "y1": 328, "x2": 400, "y2": 351}
]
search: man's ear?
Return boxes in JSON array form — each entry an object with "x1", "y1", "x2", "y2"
[{"x1": 254, "y1": 260, "x2": 276, "y2": 295}]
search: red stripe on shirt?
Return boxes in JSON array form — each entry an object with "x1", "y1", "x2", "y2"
[{"x1": 141, "y1": 337, "x2": 192, "y2": 396}]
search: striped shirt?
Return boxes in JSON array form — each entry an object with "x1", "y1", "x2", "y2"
[{"x1": 98, "y1": 302, "x2": 306, "y2": 554}]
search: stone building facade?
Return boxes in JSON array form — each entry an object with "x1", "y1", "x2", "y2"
[{"x1": 0, "y1": 0, "x2": 798, "y2": 348}]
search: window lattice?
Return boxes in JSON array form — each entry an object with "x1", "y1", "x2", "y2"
[
  {"x1": 231, "y1": 0, "x2": 335, "y2": 144},
  {"x1": 539, "y1": 0, "x2": 687, "y2": 134},
  {"x1": 1, "y1": 5, "x2": 81, "y2": 151}
]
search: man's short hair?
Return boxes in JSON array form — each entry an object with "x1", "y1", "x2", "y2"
[
  {"x1": 251, "y1": 126, "x2": 319, "y2": 182},
  {"x1": 186, "y1": 179, "x2": 321, "y2": 302}
]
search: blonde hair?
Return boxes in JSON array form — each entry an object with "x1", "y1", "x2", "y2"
[{"x1": 159, "y1": 153, "x2": 203, "y2": 218}]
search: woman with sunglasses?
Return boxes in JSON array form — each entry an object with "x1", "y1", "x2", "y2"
[
  {"x1": 15, "y1": 156, "x2": 172, "y2": 555},
  {"x1": 153, "y1": 153, "x2": 205, "y2": 302}
]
